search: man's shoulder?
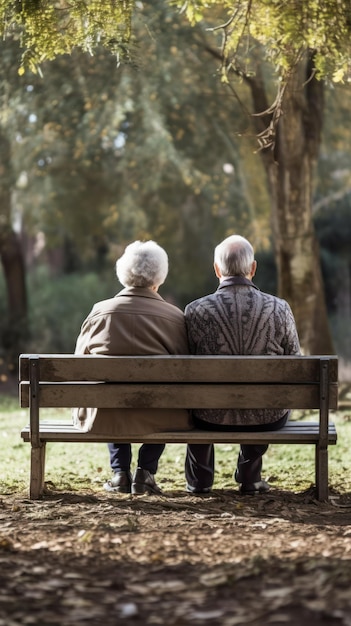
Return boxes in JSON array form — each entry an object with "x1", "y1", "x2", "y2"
[
  {"x1": 258, "y1": 289, "x2": 291, "y2": 309},
  {"x1": 185, "y1": 292, "x2": 217, "y2": 312}
]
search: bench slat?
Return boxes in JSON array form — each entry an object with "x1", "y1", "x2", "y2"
[
  {"x1": 19, "y1": 354, "x2": 338, "y2": 384},
  {"x1": 20, "y1": 421, "x2": 337, "y2": 445},
  {"x1": 20, "y1": 382, "x2": 338, "y2": 410}
]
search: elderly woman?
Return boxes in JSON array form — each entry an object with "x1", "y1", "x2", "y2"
[{"x1": 74, "y1": 240, "x2": 190, "y2": 495}]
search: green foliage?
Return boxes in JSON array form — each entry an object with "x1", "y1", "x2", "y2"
[
  {"x1": 1, "y1": 1, "x2": 270, "y2": 306},
  {"x1": 3, "y1": 0, "x2": 349, "y2": 83},
  {"x1": 25, "y1": 267, "x2": 118, "y2": 353},
  {"x1": 0, "y1": 0, "x2": 133, "y2": 74},
  {"x1": 174, "y1": 0, "x2": 351, "y2": 83},
  {"x1": 329, "y1": 314, "x2": 351, "y2": 362},
  {"x1": 314, "y1": 195, "x2": 351, "y2": 360}
]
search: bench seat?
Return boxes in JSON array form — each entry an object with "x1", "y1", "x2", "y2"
[{"x1": 21, "y1": 420, "x2": 337, "y2": 445}]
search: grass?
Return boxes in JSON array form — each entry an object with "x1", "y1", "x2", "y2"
[{"x1": 0, "y1": 392, "x2": 350, "y2": 497}]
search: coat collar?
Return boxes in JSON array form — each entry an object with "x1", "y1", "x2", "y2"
[
  {"x1": 217, "y1": 276, "x2": 260, "y2": 292},
  {"x1": 115, "y1": 286, "x2": 164, "y2": 301}
]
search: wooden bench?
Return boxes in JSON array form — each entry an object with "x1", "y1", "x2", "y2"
[{"x1": 19, "y1": 354, "x2": 338, "y2": 501}]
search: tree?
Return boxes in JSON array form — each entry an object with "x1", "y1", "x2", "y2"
[
  {"x1": 170, "y1": 0, "x2": 351, "y2": 353},
  {"x1": 0, "y1": 131, "x2": 27, "y2": 361},
  {"x1": 0, "y1": 42, "x2": 30, "y2": 360},
  {"x1": 0, "y1": 1, "x2": 129, "y2": 360},
  {"x1": 21, "y1": 2, "x2": 258, "y2": 301},
  {"x1": 1, "y1": 0, "x2": 257, "y2": 347}
]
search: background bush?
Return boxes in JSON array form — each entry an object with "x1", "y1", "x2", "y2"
[{"x1": 25, "y1": 267, "x2": 118, "y2": 353}]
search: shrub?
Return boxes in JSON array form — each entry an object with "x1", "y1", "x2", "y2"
[{"x1": 26, "y1": 267, "x2": 117, "y2": 353}]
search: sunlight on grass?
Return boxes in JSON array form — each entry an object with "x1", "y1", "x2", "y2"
[{"x1": 0, "y1": 393, "x2": 350, "y2": 497}]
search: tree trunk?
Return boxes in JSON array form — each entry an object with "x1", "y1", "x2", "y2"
[
  {"x1": 247, "y1": 56, "x2": 334, "y2": 354},
  {"x1": 0, "y1": 132, "x2": 28, "y2": 362}
]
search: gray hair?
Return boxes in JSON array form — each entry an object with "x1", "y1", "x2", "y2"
[
  {"x1": 116, "y1": 240, "x2": 169, "y2": 288},
  {"x1": 214, "y1": 235, "x2": 254, "y2": 277}
]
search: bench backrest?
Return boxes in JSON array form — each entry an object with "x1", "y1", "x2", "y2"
[{"x1": 19, "y1": 354, "x2": 338, "y2": 411}]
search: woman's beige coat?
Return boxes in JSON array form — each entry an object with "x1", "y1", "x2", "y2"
[{"x1": 73, "y1": 287, "x2": 192, "y2": 436}]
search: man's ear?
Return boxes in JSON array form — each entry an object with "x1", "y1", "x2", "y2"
[
  {"x1": 250, "y1": 260, "x2": 257, "y2": 278},
  {"x1": 214, "y1": 262, "x2": 222, "y2": 279}
]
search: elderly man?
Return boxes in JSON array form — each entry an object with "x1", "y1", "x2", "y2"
[
  {"x1": 74, "y1": 240, "x2": 189, "y2": 495},
  {"x1": 185, "y1": 234, "x2": 301, "y2": 495}
]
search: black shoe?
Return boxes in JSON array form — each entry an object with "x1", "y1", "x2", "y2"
[
  {"x1": 132, "y1": 468, "x2": 163, "y2": 495},
  {"x1": 239, "y1": 480, "x2": 270, "y2": 495},
  {"x1": 104, "y1": 470, "x2": 132, "y2": 493},
  {"x1": 234, "y1": 469, "x2": 242, "y2": 484},
  {"x1": 186, "y1": 484, "x2": 212, "y2": 494}
]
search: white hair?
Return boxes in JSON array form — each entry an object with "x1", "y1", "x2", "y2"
[
  {"x1": 116, "y1": 240, "x2": 169, "y2": 288},
  {"x1": 214, "y1": 235, "x2": 254, "y2": 277}
]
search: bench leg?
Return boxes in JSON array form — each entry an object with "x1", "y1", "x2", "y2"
[
  {"x1": 315, "y1": 444, "x2": 328, "y2": 502},
  {"x1": 30, "y1": 443, "x2": 46, "y2": 500}
]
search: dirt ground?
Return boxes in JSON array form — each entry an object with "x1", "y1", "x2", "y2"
[{"x1": 1, "y1": 486, "x2": 351, "y2": 626}]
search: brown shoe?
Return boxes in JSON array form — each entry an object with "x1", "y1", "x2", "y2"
[
  {"x1": 131, "y1": 468, "x2": 163, "y2": 495},
  {"x1": 104, "y1": 470, "x2": 132, "y2": 493}
]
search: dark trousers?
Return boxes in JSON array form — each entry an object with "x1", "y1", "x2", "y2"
[
  {"x1": 108, "y1": 443, "x2": 165, "y2": 474},
  {"x1": 185, "y1": 412, "x2": 289, "y2": 490}
]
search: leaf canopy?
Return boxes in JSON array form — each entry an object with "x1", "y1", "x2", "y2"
[
  {"x1": 2, "y1": 1, "x2": 350, "y2": 82},
  {"x1": 173, "y1": 0, "x2": 351, "y2": 82},
  {"x1": 0, "y1": 0, "x2": 133, "y2": 74}
]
